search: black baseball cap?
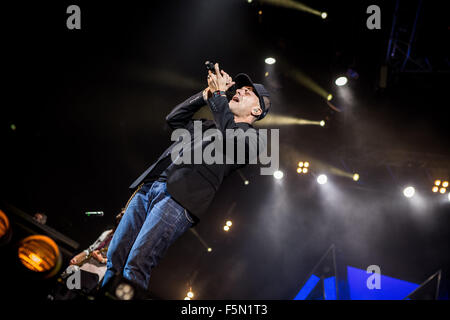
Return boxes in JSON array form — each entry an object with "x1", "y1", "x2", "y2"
[{"x1": 234, "y1": 73, "x2": 271, "y2": 120}]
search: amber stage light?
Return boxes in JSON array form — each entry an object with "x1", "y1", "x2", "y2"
[{"x1": 17, "y1": 235, "x2": 62, "y2": 277}]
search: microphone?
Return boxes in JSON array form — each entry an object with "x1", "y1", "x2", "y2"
[
  {"x1": 204, "y1": 60, "x2": 236, "y2": 102},
  {"x1": 85, "y1": 211, "x2": 104, "y2": 217}
]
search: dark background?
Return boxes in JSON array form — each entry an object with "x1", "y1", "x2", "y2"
[{"x1": 1, "y1": 0, "x2": 449, "y2": 299}]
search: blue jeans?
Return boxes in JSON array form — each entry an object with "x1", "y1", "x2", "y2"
[{"x1": 102, "y1": 181, "x2": 194, "y2": 290}]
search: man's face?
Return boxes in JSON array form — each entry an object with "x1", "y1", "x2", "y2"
[{"x1": 229, "y1": 86, "x2": 261, "y2": 118}]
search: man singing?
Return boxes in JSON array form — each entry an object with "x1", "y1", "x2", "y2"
[{"x1": 102, "y1": 63, "x2": 271, "y2": 293}]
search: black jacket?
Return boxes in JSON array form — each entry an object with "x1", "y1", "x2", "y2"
[{"x1": 129, "y1": 91, "x2": 262, "y2": 218}]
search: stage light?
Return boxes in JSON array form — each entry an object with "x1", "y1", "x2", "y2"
[
  {"x1": 432, "y1": 186, "x2": 439, "y2": 193},
  {"x1": 17, "y1": 235, "x2": 61, "y2": 276},
  {"x1": 434, "y1": 180, "x2": 441, "y2": 186},
  {"x1": 247, "y1": 0, "x2": 252, "y2": 3},
  {"x1": 443, "y1": 181, "x2": 449, "y2": 188},
  {"x1": 439, "y1": 188, "x2": 446, "y2": 194},
  {"x1": 265, "y1": 72, "x2": 269, "y2": 77},
  {"x1": 223, "y1": 225, "x2": 230, "y2": 232},
  {"x1": 187, "y1": 291, "x2": 194, "y2": 298},
  {"x1": 321, "y1": 12, "x2": 327, "y2": 19},
  {"x1": 353, "y1": 173, "x2": 360, "y2": 181},
  {"x1": 273, "y1": 170, "x2": 284, "y2": 179},
  {"x1": 115, "y1": 283, "x2": 135, "y2": 300},
  {"x1": 320, "y1": 120, "x2": 325, "y2": 127},
  {"x1": 207, "y1": 247, "x2": 212, "y2": 252},
  {"x1": 226, "y1": 220, "x2": 232, "y2": 227},
  {"x1": 327, "y1": 94, "x2": 333, "y2": 101},
  {"x1": 298, "y1": 162, "x2": 304, "y2": 167},
  {"x1": 258, "y1": 10, "x2": 262, "y2": 15},
  {"x1": 0, "y1": 209, "x2": 11, "y2": 242},
  {"x1": 10, "y1": 124, "x2": 16, "y2": 131},
  {"x1": 317, "y1": 174, "x2": 327, "y2": 185},
  {"x1": 302, "y1": 168, "x2": 308, "y2": 173},
  {"x1": 403, "y1": 186, "x2": 415, "y2": 198},
  {"x1": 448, "y1": 193, "x2": 450, "y2": 201},
  {"x1": 335, "y1": 76, "x2": 348, "y2": 86},
  {"x1": 244, "y1": 180, "x2": 249, "y2": 185},
  {"x1": 297, "y1": 168, "x2": 302, "y2": 174},
  {"x1": 265, "y1": 57, "x2": 276, "y2": 65},
  {"x1": 184, "y1": 297, "x2": 191, "y2": 300},
  {"x1": 304, "y1": 162, "x2": 309, "y2": 168}
]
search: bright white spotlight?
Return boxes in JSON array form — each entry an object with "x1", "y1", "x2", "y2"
[
  {"x1": 265, "y1": 57, "x2": 276, "y2": 65},
  {"x1": 448, "y1": 193, "x2": 450, "y2": 201},
  {"x1": 244, "y1": 180, "x2": 249, "y2": 185},
  {"x1": 319, "y1": 120, "x2": 325, "y2": 127},
  {"x1": 321, "y1": 12, "x2": 327, "y2": 19},
  {"x1": 335, "y1": 76, "x2": 348, "y2": 86},
  {"x1": 273, "y1": 170, "x2": 284, "y2": 180},
  {"x1": 317, "y1": 174, "x2": 327, "y2": 185},
  {"x1": 403, "y1": 186, "x2": 415, "y2": 198}
]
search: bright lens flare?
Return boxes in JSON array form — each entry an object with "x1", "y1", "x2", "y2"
[
  {"x1": 335, "y1": 76, "x2": 348, "y2": 86},
  {"x1": 265, "y1": 57, "x2": 276, "y2": 65},
  {"x1": 403, "y1": 186, "x2": 415, "y2": 198}
]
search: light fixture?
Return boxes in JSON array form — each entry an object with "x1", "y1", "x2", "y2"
[
  {"x1": 115, "y1": 283, "x2": 135, "y2": 300},
  {"x1": 439, "y1": 187, "x2": 446, "y2": 194},
  {"x1": 353, "y1": 173, "x2": 360, "y2": 181},
  {"x1": 244, "y1": 180, "x2": 249, "y2": 185},
  {"x1": 335, "y1": 76, "x2": 348, "y2": 86},
  {"x1": 302, "y1": 168, "x2": 308, "y2": 173},
  {"x1": 223, "y1": 225, "x2": 230, "y2": 232},
  {"x1": 226, "y1": 220, "x2": 232, "y2": 227},
  {"x1": 321, "y1": 12, "x2": 327, "y2": 19},
  {"x1": 403, "y1": 186, "x2": 415, "y2": 198},
  {"x1": 434, "y1": 180, "x2": 441, "y2": 186},
  {"x1": 0, "y1": 210, "x2": 11, "y2": 244},
  {"x1": 304, "y1": 162, "x2": 309, "y2": 168},
  {"x1": 207, "y1": 247, "x2": 212, "y2": 252},
  {"x1": 187, "y1": 291, "x2": 194, "y2": 298},
  {"x1": 443, "y1": 181, "x2": 449, "y2": 188},
  {"x1": 320, "y1": 120, "x2": 325, "y2": 127},
  {"x1": 317, "y1": 174, "x2": 328, "y2": 185},
  {"x1": 184, "y1": 297, "x2": 191, "y2": 300},
  {"x1": 432, "y1": 186, "x2": 439, "y2": 193},
  {"x1": 448, "y1": 193, "x2": 450, "y2": 201},
  {"x1": 273, "y1": 170, "x2": 284, "y2": 179},
  {"x1": 327, "y1": 94, "x2": 333, "y2": 101},
  {"x1": 265, "y1": 57, "x2": 276, "y2": 65}
]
